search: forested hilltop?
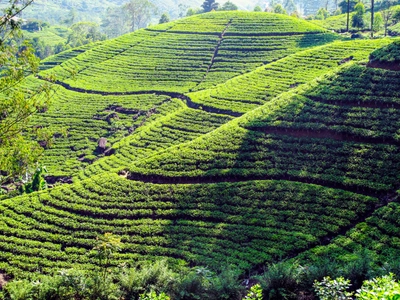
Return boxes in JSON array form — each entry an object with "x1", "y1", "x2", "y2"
[
  {"x1": 0, "y1": 0, "x2": 345, "y2": 23},
  {"x1": 10, "y1": 0, "x2": 400, "y2": 60},
  {"x1": 1, "y1": 1, "x2": 400, "y2": 299}
]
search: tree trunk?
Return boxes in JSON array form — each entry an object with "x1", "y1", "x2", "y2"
[
  {"x1": 346, "y1": 0, "x2": 350, "y2": 32},
  {"x1": 371, "y1": 0, "x2": 375, "y2": 37}
]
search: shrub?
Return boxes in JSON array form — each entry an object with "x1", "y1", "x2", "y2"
[
  {"x1": 313, "y1": 276, "x2": 354, "y2": 300},
  {"x1": 301, "y1": 257, "x2": 343, "y2": 288},
  {"x1": 1, "y1": 270, "x2": 121, "y2": 300},
  {"x1": 245, "y1": 284, "x2": 263, "y2": 300},
  {"x1": 341, "y1": 249, "x2": 375, "y2": 288},
  {"x1": 356, "y1": 273, "x2": 400, "y2": 300},
  {"x1": 207, "y1": 267, "x2": 243, "y2": 300},
  {"x1": 139, "y1": 291, "x2": 170, "y2": 300},
  {"x1": 256, "y1": 260, "x2": 303, "y2": 299},
  {"x1": 119, "y1": 260, "x2": 178, "y2": 299}
]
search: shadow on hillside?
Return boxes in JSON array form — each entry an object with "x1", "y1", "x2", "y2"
[
  {"x1": 187, "y1": 65, "x2": 400, "y2": 269},
  {"x1": 115, "y1": 66, "x2": 400, "y2": 274},
  {"x1": 118, "y1": 65, "x2": 400, "y2": 273},
  {"x1": 296, "y1": 31, "x2": 339, "y2": 49}
]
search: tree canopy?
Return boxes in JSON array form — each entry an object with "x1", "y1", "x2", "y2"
[
  {"x1": 159, "y1": 13, "x2": 170, "y2": 24},
  {"x1": 220, "y1": 1, "x2": 238, "y2": 11},
  {"x1": 273, "y1": 4, "x2": 287, "y2": 14},
  {"x1": 123, "y1": 0, "x2": 157, "y2": 31},
  {"x1": 0, "y1": 0, "x2": 52, "y2": 191},
  {"x1": 352, "y1": 2, "x2": 366, "y2": 29},
  {"x1": 202, "y1": 0, "x2": 219, "y2": 12}
]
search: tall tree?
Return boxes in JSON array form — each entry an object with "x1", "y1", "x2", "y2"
[
  {"x1": 124, "y1": 0, "x2": 157, "y2": 32},
  {"x1": 373, "y1": 11, "x2": 384, "y2": 32},
  {"x1": 273, "y1": 4, "x2": 287, "y2": 14},
  {"x1": 352, "y1": 2, "x2": 366, "y2": 29},
  {"x1": 220, "y1": 1, "x2": 238, "y2": 11},
  {"x1": 202, "y1": 0, "x2": 219, "y2": 12},
  {"x1": 101, "y1": 6, "x2": 130, "y2": 38},
  {"x1": 159, "y1": 13, "x2": 170, "y2": 24},
  {"x1": 283, "y1": 0, "x2": 296, "y2": 14},
  {"x1": 381, "y1": 0, "x2": 396, "y2": 36},
  {"x1": 0, "y1": 0, "x2": 52, "y2": 190},
  {"x1": 347, "y1": 0, "x2": 350, "y2": 31},
  {"x1": 371, "y1": 0, "x2": 375, "y2": 37},
  {"x1": 67, "y1": 22, "x2": 106, "y2": 47}
]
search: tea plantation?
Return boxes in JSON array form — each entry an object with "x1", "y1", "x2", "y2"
[{"x1": 1, "y1": 11, "x2": 400, "y2": 293}]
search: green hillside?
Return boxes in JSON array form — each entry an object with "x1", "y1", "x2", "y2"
[
  {"x1": 27, "y1": 11, "x2": 339, "y2": 177},
  {"x1": 1, "y1": 11, "x2": 400, "y2": 295}
]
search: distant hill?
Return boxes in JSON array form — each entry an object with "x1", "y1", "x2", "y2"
[{"x1": 1, "y1": 0, "x2": 340, "y2": 25}]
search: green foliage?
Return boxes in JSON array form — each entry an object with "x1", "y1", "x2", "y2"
[
  {"x1": 273, "y1": 4, "x2": 287, "y2": 14},
  {"x1": 315, "y1": 8, "x2": 330, "y2": 20},
  {"x1": 245, "y1": 284, "x2": 263, "y2": 300},
  {"x1": 253, "y1": 6, "x2": 262, "y2": 12},
  {"x1": 0, "y1": 261, "x2": 243, "y2": 300},
  {"x1": 356, "y1": 273, "x2": 400, "y2": 300},
  {"x1": 341, "y1": 249, "x2": 375, "y2": 288},
  {"x1": 94, "y1": 232, "x2": 122, "y2": 281},
  {"x1": 202, "y1": 0, "x2": 219, "y2": 12},
  {"x1": 1, "y1": 269, "x2": 121, "y2": 300},
  {"x1": 186, "y1": 8, "x2": 203, "y2": 16},
  {"x1": 370, "y1": 40, "x2": 400, "y2": 62},
  {"x1": 373, "y1": 12, "x2": 384, "y2": 32},
  {"x1": 339, "y1": 0, "x2": 358, "y2": 13},
  {"x1": 19, "y1": 165, "x2": 47, "y2": 194},
  {"x1": 67, "y1": 22, "x2": 106, "y2": 48},
  {"x1": 313, "y1": 277, "x2": 354, "y2": 300},
  {"x1": 219, "y1": 1, "x2": 238, "y2": 11},
  {"x1": 140, "y1": 291, "x2": 170, "y2": 300},
  {"x1": 159, "y1": 13, "x2": 170, "y2": 24},
  {"x1": 257, "y1": 260, "x2": 303, "y2": 299},
  {"x1": 352, "y1": 2, "x2": 366, "y2": 29},
  {"x1": 0, "y1": 0, "x2": 53, "y2": 187},
  {"x1": 1, "y1": 12, "x2": 400, "y2": 300},
  {"x1": 176, "y1": 266, "x2": 243, "y2": 300},
  {"x1": 119, "y1": 260, "x2": 178, "y2": 299},
  {"x1": 123, "y1": 0, "x2": 157, "y2": 31}
]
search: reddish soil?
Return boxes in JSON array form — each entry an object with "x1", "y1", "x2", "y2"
[{"x1": 367, "y1": 60, "x2": 400, "y2": 71}]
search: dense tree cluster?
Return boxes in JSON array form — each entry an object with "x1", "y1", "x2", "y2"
[{"x1": 0, "y1": 0, "x2": 52, "y2": 192}]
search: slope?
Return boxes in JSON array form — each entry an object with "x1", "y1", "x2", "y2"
[
  {"x1": 24, "y1": 11, "x2": 339, "y2": 177},
  {"x1": 128, "y1": 62, "x2": 400, "y2": 196},
  {"x1": 77, "y1": 38, "x2": 391, "y2": 180},
  {"x1": 1, "y1": 39, "x2": 400, "y2": 278},
  {"x1": 39, "y1": 12, "x2": 337, "y2": 93}
]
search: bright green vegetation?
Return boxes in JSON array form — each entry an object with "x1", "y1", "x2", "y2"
[
  {"x1": 78, "y1": 106, "x2": 233, "y2": 180},
  {"x1": 189, "y1": 39, "x2": 390, "y2": 113},
  {"x1": 297, "y1": 201, "x2": 400, "y2": 276},
  {"x1": 38, "y1": 43, "x2": 99, "y2": 71},
  {"x1": 39, "y1": 12, "x2": 338, "y2": 93},
  {"x1": 23, "y1": 25, "x2": 70, "y2": 47},
  {"x1": 74, "y1": 39, "x2": 392, "y2": 180},
  {"x1": 128, "y1": 63, "x2": 400, "y2": 195},
  {"x1": 26, "y1": 11, "x2": 341, "y2": 179},
  {"x1": 30, "y1": 85, "x2": 178, "y2": 177},
  {"x1": 311, "y1": 13, "x2": 353, "y2": 32},
  {"x1": 0, "y1": 173, "x2": 377, "y2": 277},
  {"x1": 370, "y1": 39, "x2": 400, "y2": 62},
  {"x1": 1, "y1": 12, "x2": 400, "y2": 295}
]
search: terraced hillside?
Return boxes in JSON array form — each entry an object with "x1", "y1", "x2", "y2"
[
  {"x1": 1, "y1": 11, "x2": 399, "y2": 280},
  {"x1": 29, "y1": 11, "x2": 339, "y2": 177}
]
